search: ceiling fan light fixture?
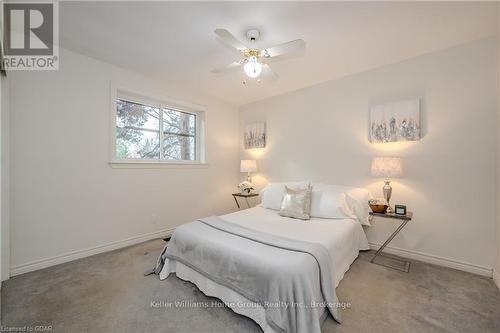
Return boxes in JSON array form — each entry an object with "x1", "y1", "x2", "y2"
[
  {"x1": 212, "y1": 28, "x2": 306, "y2": 82},
  {"x1": 243, "y1": 56, "x2": 262, "y2": 78}
]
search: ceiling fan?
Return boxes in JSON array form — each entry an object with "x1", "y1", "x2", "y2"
[{"x1": 211, "y1": 28, "x2": 306, "y2": 81}]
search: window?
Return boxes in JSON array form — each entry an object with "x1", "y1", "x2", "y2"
[{"x1": 112, "y1": 90, "x2": 204, "y2": 164}]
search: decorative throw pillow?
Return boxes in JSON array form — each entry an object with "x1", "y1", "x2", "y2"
[
  {"x1": 279, "y1": 184, "x2": 313, "y2": 220},
  {"x1": 261, "y1": 181, "x2": 311, "y2": 210}
]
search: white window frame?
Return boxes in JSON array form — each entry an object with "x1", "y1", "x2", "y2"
[{"x1": 109, "y1": 84, "x2": 206, "y2": 168}]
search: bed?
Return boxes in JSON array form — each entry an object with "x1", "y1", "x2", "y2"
[{"x1": 155, "y1": 183, "x2": 370, "y2": 333}]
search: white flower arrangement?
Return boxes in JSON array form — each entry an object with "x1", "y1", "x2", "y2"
[{"x1": 238, "y1": 181, "x2": 255, "y2": 194}]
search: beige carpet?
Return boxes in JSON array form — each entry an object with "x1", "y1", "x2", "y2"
[{"x1": 2, "y1": 239, "x2": 499, "y2": 332}]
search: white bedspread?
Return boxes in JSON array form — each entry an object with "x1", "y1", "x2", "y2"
[
  {"x1": 221, "y1": 206, "x2": 369, "y2": 288},
  {"x1": 159, "y1": 206, "x2": 369, "y2": 332}
]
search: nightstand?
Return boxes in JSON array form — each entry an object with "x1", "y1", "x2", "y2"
[
  {"x1": 369, "y1": 211, "x2": 413, "y2": 273},
  {"x1": 232, "y1": 193, "x2": 259, "y2": 209}
]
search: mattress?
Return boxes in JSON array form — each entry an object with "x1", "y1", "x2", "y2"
[{"x1": 160, "y1": 206, "x2": 369, "y2": 332}]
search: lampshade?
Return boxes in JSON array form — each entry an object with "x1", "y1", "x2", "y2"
[
  {"x1": 240, "y1": 160, "x2": 257, "y2": 173},
  {"x1": 371, "y1": 157, "x2": 403, "y2": 178}
]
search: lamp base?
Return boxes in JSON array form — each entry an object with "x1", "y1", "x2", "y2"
[{"x1": 383, "y1": 179, "x2": 393, "y2": 213}]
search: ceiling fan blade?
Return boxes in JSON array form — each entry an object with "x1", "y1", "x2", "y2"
[
  {"x1": 262, "y1": 39, "x2": 305, "y2": 59},
  {"x1": 211, "y1": 61, "x2": 242, "y2": 74},
  {"x1": 261, "y1": 63, "x2": 279, "y2": 81},
  {"x1": 215, "y1": 38, "x2": 245, "y2": 58},
  {"x1": 214, "y1": 29, "x2": 248, "y2": 52}
]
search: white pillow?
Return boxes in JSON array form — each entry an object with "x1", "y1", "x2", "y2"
[
  {"x1": 311, "y1": 183, "x2": 372, "y2": 226},
  {"x1": 309, "y1": 185, "x2": 351, "y2": 219},
  {"x1": 261, "y1": 181, "x2": 310, "y2": 210},
  {"x1": 344, "y1": 188, "x2": 372, "y2": 226}
]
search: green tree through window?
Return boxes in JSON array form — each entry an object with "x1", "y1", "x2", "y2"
[{"x1": 116, "y1": 99, "x2": 196, "y2": 161}]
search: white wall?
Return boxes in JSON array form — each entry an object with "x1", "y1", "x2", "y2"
[
  {"x1": 0, "y1": 73, "x2": 9, "y2": 282},
  {"x1": 9, "y1": 48, "x2": 240, "y2": 274},
  {"x1": 0, "y1": 74, "x2": 3, "y2": 283},
  {"x1": 496, "y1": 28, "x2": 500, "y2": 286},
  {"x1": 240, "y1": 38, "x2": 497, "y2": 274}
]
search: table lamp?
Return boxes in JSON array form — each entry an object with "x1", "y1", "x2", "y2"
[
  {"x1": 240, "y1": 159, "x2": 257, "y2": 182},
  {"x1": 371, "y1": 157, "x2": 403, "y2": 213}
]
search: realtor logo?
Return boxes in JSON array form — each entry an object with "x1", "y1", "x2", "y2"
[{"x1": 2, "y1": 1, "x2": 59, "y2": 70}]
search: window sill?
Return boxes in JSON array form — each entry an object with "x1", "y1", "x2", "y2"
[{"x1": 109, "y1": 160, "x2": 209, "y2": 169}]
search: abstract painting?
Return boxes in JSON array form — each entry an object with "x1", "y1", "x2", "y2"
[
  {"x1": 370, "y1": 99, "x2": 421, "y2": 143},
  {"x1": 244, "y1": 122, "x2": 266, "y2": 149}
]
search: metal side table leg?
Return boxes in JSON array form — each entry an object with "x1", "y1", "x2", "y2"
[
  {"x1": 233, "y1": 196, "x2": 241, "y2": 209},
  {"x1": 370, "y1": 219, "x2": 411, "y2": 272}
]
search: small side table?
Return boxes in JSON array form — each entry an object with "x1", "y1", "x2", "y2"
[
  {"x1": 369, "y1": 211, "x2": 413, "y2": 273},
  {"x1": 232, "y1": 193, "x2": 259, "y2": 209}
]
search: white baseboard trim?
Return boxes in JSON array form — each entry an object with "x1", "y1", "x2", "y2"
[
  {"x1": 368, "y1": 242, "x2": 493, "y2": 277},
  {"x1": 10, "y1": 231, "x2": 495, "y2": 280},
  {"x1": 493, "y1": 269, "x2": 500, "y2": 291},
  {"x1": 11, "y1": 227, "x2": 175, "y2": 277}
]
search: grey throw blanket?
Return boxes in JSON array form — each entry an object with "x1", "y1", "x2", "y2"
[{"x1": 154, "y1": 216, "x2": 342, "y2": 333}]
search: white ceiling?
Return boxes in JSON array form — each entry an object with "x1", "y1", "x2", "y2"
[{"x1": 60, "y1": 2, "x2": 498, "y2": 106}]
